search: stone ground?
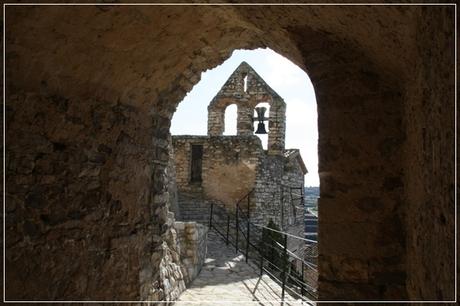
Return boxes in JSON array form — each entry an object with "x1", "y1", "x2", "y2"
[{"x1": 175, "y1": 230, "x2": 312, "y2": 306}]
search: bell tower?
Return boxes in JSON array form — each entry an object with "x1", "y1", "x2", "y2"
[{"x1": 207, "y1": 61, "x2": 286, "y2": 155}]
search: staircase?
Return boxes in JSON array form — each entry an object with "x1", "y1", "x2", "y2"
[
  {"x1": 177, "y1": 191, "x2": 210, "y2": 224},
  {"x1": 177, "y1": 190, "x2": 229, "y2": 225}
]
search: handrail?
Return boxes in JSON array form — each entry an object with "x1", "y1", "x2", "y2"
[
  {"x1": 270, "y1": 239, "x2": 318, "y2": 270},
  {"x1": 250, "y1": 223, "x2": 318, "y2": 244},
  {"x1": 235, "y1": 188, "x2": 254, "y2": 208},
  {"x1": 208, "y1": 185, "x2": 318, "y2": 302}
]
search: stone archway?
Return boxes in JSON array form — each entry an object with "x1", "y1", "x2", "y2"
[{"x1": 4, "y1": 4, "x2": 455, "y2": 302}]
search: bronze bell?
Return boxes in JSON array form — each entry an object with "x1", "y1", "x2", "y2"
[
  {"x1": 255, "y1": 122, "x2": 268, "y2": 134},
  {"x1": 254, "y1": 106, "x2": 268, "y2": 134}
]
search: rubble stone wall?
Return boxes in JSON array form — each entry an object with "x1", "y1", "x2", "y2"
[
  {"x1": 5, "y1": 93, "x2": 156, "y2": 300},
  {"x1": 252, "y1": 155, "x2": 284, "y2": 225},
  {"x1": 172, "y1": 135, "x2": 262, "y2": 211},
  {"x1": 207, "y1": 62, "x2": 286, "y2": 155},
  {"x1": 404, "y1": 7, "x2": 455, "y2": 300},
  {"x1": 174, "y1": 221, "x2": 208, "y2": 285},
  {"x1": 281, "y1": 155, "x2": 306, "y2": 227},
  {"x1": 5, "y1": 4, "x2": 454, "y2": 302},
  {"x1": 168, "y1": 137, "x2": 180, "y2": 220},
  {"x1": 172, "y1": 133, "x2": 305, "y2": 231}
]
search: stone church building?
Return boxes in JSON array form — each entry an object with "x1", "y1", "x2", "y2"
[{"x1": 170, "y1": 62, "x2": 307, "y2": 231}]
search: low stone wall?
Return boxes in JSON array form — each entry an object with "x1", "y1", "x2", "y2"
[{"x1": 174, "y1": 221, "x2": 208, "y2": 285}]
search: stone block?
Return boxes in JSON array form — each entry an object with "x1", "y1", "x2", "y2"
[
  {"x1": 188, "y1": 232, "x2": 198, "y2": 241},
  {"x1": 174, "y1": 222, "x2": 185, "y2": 231}
]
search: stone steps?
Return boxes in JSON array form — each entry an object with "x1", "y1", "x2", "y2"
[{"x1": 177, "y1": 193, "x2": 211, "y2": 223}]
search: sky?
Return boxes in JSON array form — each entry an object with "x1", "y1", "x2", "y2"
[{"x1": 171, "y1": 48, "x2": 319, "y2": 186}]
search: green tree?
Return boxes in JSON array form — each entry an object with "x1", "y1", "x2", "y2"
[{"x1": 259, "y1": 219, "x2": 288, "y2": 274}]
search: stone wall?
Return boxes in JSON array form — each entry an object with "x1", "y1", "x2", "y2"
[
  {"x1": 174, "y1": 221, "x2": 208, "y2": 285},
  {"x1": 252, "y1": 155, "x2": 284, "y2": 225},
  {"x1": 172, "y1": 135, "x2": 262, "y2": 211},
  {"x1": 167, "y1": 137, "x2": 180, "y2": 220},
  {"x1": 5, "y1": 4, "x2": 454, "y2": 302},
  {"x1": 252, "y1": 153, "x2": 305, "y2": 229},
  {"x1": 315, "y1": 38, "x2": 408, "y2": 301},
  {"x1": 404, "y1": 6, "x2": 455, "y2": 300},
  {"x1": 207, "y1": 62, "x2": 286, "y2": 155},
  {"x1": 5, "y1": 93, "x2": 157, "y2": 300},
  {"x1": 172, "y1": 134, "x2": 306, "y2": 230},
  {"x1": 282, "y1": 151, "x2": 307, "y2": 227},
  {"x1": 154, "y1": 213, "x2": 187, "y2": 302}
]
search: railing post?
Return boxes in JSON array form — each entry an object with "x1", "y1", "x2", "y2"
[
  {"x1": 281, "y1": 233, "x2": 287, "y2": 306},
  {"x1": 301, "y1": 261, "x2": 305, "y2": 298},
  {"x1": 209, "y1": 203, "x2": 213, "y2": 229},
  {"x1": 245, "y1": 195, "x2": 250, "y2": 262},
  {"x1": 259, "y1": 254, "x2": 264, "y2": 276},
  {"x1": 226, "y1": 215, "x2": 230, "y2": 245},
  {"x1": 236, "y1": 203, "x2": 239, "y2": 254},
  {"x1": 280, "y1": 188, "x2": 284, "y2": 230}
]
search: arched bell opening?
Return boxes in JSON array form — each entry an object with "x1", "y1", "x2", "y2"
[
  {"x1": 253, "y1": 102, "x2": 270, "y2": 149},
  {"x1": 223, "y1": 104, "x2": 238, "y2": 136}
]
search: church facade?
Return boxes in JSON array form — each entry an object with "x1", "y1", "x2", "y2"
[{"x1": 170, "y1": 62, "x2": 307, "y2": 231}]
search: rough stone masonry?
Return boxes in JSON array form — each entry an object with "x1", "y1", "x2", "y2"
[
  {"x1": 172, "y1": 62, "x2": 307, "y2": 231},
  {"x1": 4, "y1": 5, "x2": 455, "y2": 303}
]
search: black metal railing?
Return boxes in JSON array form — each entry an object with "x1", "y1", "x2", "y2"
[{"x1": 208, "y1": 189, "x2": 318, "y2": 303}]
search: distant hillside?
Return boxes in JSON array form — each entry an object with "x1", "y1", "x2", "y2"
[
  {"x1": 304, "y1": 186, "x2": 319, "y2": 216},
  {"x1": 304, "y1": 186, "x2": 319, "y2": 197},
  {"x1": 304, "y1": 186, "x2": 319, "y2": 208}
]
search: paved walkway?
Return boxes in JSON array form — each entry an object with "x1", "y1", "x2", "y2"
[{"x1": 175, "y1": 230, "x2": 309, "y2": 306}]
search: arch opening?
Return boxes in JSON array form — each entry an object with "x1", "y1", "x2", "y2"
[
  {"x1": 170, "y1": 48, "x2": 320, "y2": 297},
  {"x1": 253, "y1": 102, "x2": 270, "y2": 149},
  {"x1": 5, "y1": 5, "x2": 452, "y2": 304},
  {"x1": 164, "y1": 34, "x2": 408, "y2": 301},
  {"x1": 243, "y1": 74, "x2": 248, "y2": 92},
  {"x1": 223, "y1": 104, "x2": 237, "y2": 135}
]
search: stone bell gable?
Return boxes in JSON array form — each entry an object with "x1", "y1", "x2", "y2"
[
  {"x1": 172, "y1": 62, "x2": 307, "y2": 231},
  {"x1": 207, "y1": 61, "x2": 286, "y2": 155}
]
